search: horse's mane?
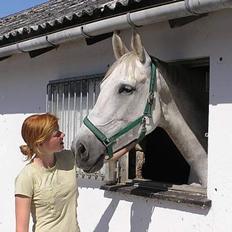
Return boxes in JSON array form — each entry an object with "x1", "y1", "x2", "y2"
[{"x1": 102, "y1": 52, "x2": 139, "y2": 83}]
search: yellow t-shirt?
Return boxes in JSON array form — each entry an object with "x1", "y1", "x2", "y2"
[{"x1": 15, "y1": 150, "x2": 80, "y2": 232}]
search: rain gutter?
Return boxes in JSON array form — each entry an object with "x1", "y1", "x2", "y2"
[{"x1": 0, "y1": 0, "x2": 231, "y2": 58}]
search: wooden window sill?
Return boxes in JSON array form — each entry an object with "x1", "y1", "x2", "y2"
[{"x1": 100, "y1": 180, "x2": 211, "y2": 209}]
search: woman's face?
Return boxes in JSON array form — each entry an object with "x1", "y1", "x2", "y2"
[{"x1": 39, "y1": 130, "x2": 65, "y2": 155}]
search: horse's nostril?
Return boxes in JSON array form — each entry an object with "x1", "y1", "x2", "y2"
[
  {"x1": 78, "y1": 143, "x2": 86, "y2": 154},
  {"x1": 78, "y1": 143, "x2": 89, "y2": 161}
]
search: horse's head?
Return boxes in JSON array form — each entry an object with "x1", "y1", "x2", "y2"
[{"x1": 72, "y1": 31, "x2": 160, "y2": 173}]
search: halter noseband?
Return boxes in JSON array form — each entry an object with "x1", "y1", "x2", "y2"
[{"x1": 83, "y1": 61, "x2": 157, "y2": 159}]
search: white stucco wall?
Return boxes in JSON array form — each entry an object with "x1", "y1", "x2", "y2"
[{"x1": 0, "y1": 8, "x2": 232, "y2": 232}]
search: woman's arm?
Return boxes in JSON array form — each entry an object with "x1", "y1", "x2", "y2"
[
  {"x1": 110, "y1": 141, "x2": 136, "y2": 161},
  {"x1": 15, "y1": 194, "x2": 31, "y2": 232}
]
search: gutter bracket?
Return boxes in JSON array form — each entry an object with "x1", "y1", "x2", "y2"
[
  {"x1": 46, "y1": 36, "x2": 58, "y2": 48},
  {"x1": 126, "y1": 13, "x2": 142, "y2": 28},
  {"x1": 185, "y1": 0, "x2": 200, "y2": 15},
  {"x1": 81, "y1": 26, "x2": 93, "y2": 38}
]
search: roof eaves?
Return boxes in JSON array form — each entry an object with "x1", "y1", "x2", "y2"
[{"x1": 0, "y1": 0, "x2": 178, "y2": 47}]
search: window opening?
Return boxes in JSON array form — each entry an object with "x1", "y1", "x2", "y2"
[
  {"x1": 127, "y1": 58, "x2": 209, "y2": 186},
  {"x1": 101, "y1": 58, "x2": 211, "y2": 207}
]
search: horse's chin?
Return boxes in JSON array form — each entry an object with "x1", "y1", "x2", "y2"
[{"x1": 83, "y1": 154, "x2": 105, "y2": 173}]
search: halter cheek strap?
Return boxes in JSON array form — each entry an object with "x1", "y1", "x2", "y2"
[{"x1": 83, "y1": 61, "x2": 157, "y2": 159}]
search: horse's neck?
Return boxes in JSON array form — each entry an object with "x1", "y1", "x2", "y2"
[
  {"x1": 156, "y1": 63, "x2": 207, "y2": 163},
  {"x1": 159, "y1": 102, "x2": 206, "y2": 164}
]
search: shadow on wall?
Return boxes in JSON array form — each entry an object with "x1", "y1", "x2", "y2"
[
  {"x1": 93, "y1": 198, "x2": 120, "y2": 232},
  {"x1": 129, "y1": 201, "x2": 154, "y2": 232},
  {"x1": 78, "y1": 179, "x2": 153, "y2": 232},
  {"x1": 92, "y1": 194, "x2": 154, "y2": 232},
  {"x1": 78, "y1": 179, "x2": 210, "y2": 232},
  {"x1": 93, "y1": 197, "x2": 154, "y2": 232}
]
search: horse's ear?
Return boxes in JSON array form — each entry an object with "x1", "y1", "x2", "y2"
[
  {"x1": 112, "y1": 32, "x2": 129, "y2": 60},
  {"x1": 131, "y1": 30, "x2": 146, "y2": 64}
]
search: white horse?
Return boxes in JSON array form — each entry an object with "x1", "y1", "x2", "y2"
[{"x1": 71, "y1": 31, "x2": 207, "y2": 187}]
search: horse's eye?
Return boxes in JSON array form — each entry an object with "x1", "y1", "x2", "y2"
[{"x1": 118, "y1": 85, "x2": 135, "y2": 95}]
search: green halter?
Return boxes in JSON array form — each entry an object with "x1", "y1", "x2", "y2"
[{"x1": 83, "y1": 61, "x2": 157, "y2": 159}]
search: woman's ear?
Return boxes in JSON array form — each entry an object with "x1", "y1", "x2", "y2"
[
  {"x1": 112, "y1": 31, "x2": 129, "y2": 60},
  {"x1": 34, "y1": 142, "x2": 43, "y2": 154}
]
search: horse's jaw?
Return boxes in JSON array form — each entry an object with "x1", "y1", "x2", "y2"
[
  {"x1": 71, "y1": 127, "x2": 106, "y2": 173},
  {"x1": 71, "y1": 119, "x2": 141, "y2": 172}
]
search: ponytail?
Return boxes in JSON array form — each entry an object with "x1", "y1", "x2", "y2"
[{"x1": 20, "y1": 144, "x2": 34, "y2": 160}]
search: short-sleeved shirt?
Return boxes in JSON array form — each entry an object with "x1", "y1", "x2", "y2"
[{"x1": 15, "y1": 150, "x2": 80, "y2": 232}]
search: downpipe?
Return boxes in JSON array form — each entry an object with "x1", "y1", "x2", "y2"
[{"x1": 0, "y1": 0, "x2": 231, "y2": 58}]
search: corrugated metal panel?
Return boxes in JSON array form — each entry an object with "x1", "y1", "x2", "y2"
[
  {"x1": 0, "y1": 0, "x2": 178, "y2": 47},
  {"x1": 46, "y1": 74, "x2": 105, "y2": 180}
]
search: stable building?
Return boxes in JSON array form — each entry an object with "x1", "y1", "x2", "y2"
[{"x1": 0, "y1": 0, "x2": 232, "y2": 231}]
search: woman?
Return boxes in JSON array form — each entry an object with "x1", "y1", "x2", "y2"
[
  {"x1": 15, "y1": 113, "x2": 136, "y2": 232},
  {"x1": 15, "y1": 113, "x2": 80, "y2": 232}
]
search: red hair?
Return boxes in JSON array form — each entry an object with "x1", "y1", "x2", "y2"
[{"x1": 20, "y1": 113, "x2": 59, "y2": 160}]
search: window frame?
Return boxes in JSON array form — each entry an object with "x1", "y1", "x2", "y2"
[{"x1": 102, "y1": 57, "x2": 211, "y2": 208}]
